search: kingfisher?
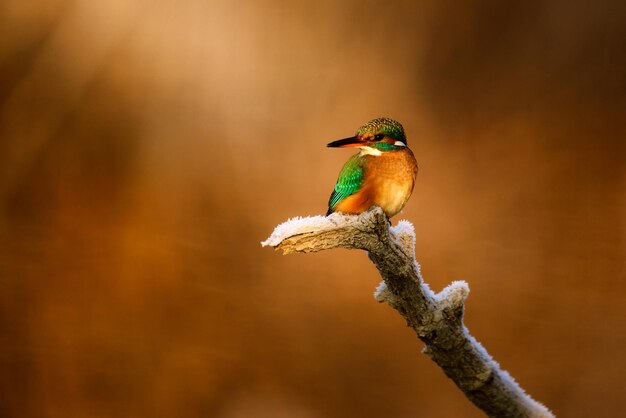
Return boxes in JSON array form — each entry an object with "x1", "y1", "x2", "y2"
[{"x1": 326, "y1": 117, "x2": 418, "y2": 219}]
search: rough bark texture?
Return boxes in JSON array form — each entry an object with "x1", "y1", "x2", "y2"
[{"x1": 262, "y1": 207, "x2": 554, "y2": 418}]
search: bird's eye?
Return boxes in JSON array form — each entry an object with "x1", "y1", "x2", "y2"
[{"x1": 374, "y1": 134, "x2": 384, "y2": 141}]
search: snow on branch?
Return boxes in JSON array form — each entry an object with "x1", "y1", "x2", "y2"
[{"x1": 262, "y1": 207, "x2": 554, "y2": 418}]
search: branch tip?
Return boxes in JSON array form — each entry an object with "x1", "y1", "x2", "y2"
[
  {"x1": 374, "y1": 280, "x2": 399, "y2": 307},
  {"x1": 390, "y1": 219, "x2": 416, "y2": 254},
  {"x1": 436, "y1": 280, "x2": 470, "y2": 316}
]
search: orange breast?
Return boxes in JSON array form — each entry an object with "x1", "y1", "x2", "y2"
[
  {"x1": 365, "y1": 148, "x2": 417, "y2": 217},
  {"x1": 333, "y1": 188, "x2": 376, "y2": 215}
]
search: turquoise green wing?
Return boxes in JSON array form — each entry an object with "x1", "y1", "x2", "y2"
[{"x1": 327, "y1": 155, "x2": 364, "y2": 215}]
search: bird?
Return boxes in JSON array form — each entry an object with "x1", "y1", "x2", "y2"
[{"x1": 326, "y1": 117, "x2": 418, "y2": 219}]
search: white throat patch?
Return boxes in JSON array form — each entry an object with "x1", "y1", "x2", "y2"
[{"x1": 359, "y1": 146, "x2": 382, "y2": 156}]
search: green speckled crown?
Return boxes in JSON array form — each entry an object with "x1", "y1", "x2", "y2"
[{"x1": 356, "y1": 117, "x2": 406, "y2": 144}]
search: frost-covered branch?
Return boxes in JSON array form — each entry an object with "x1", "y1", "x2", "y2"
[{"x1": 262, "y1": 207, "x2": 554, "y2": 418}]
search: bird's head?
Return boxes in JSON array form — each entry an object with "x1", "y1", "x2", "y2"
[{"x1": 327, "y1": 117, "x2": 407, "y2": 155}]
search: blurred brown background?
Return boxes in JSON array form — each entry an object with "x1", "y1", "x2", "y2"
[{"x1": 0, "y1": 0, "x2": 624, "y2": 417}]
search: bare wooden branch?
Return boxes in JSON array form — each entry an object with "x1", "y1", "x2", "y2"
[{"x1": 262, "y1": 207, "x2": 554, "y2": 418}]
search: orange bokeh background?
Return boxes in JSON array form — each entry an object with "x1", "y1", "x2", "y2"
[{"x1": 0, "y1": 1, "x2": 624, "y2": 417}]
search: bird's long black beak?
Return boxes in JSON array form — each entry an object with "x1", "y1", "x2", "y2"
[{"x1": 326, "y1": 136, "x2": 361, "y2": 148}]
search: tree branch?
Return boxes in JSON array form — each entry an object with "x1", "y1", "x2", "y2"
[{"x1": 262, "y1": 207, "x2": 554, "y2": 418}]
